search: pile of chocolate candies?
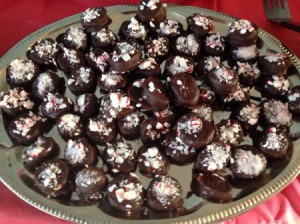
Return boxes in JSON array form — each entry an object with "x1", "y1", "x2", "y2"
[{"x1": 1, "y1": 0, "x2": 299, "y2": 217}]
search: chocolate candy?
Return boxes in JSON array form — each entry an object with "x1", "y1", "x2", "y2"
[
  {"x1": 6, "y1": 59, "x2": 40, "y2": 88},
  {"x1": 74, "y1": 93, "x2": 98, "y2": 119},
  {"x1": 144, "y1": 36, "x2": 171, "y2": 61},
  {"x1": 56, "y1": 47, "x2": 85, "y2": 74},
  {"x1": 230, "y1": 44, "x2": 259, "y2": 62},
  {"x1": 127, "y1": 78, "x2": 152, "y2": 111},
  {"x1": 215, "y1": 119, "x2": 244, "y2": 147},
  {"x1": 91, "y1": 27, "x2": 117, "y2": 49},
  {"x1": 104, "y1": 138, "x2": 137, "y2": 174},
  {"x1": 57, "y1": 113, "x2": 83, "y2": 139},
  {"x1": 169, "y1": 72, "x2": 200, "y2": 109},
  {"x1": 34, "y1": 158, "x2": 72, "y2": 197},
  {"x1": 164, "y1": 55, "x2": 195, "y2": 77},
  {"x1": 147, "y1": 175, "x2": 182, "y2": 211},
  {"x1": 234, "y1": 61, "x2": 260, "y2": 86},
  {"x1": 136, "y1": 0, "x2": 167, "y2": 26},
  {"x1": 287, "y1": 85, "x2": 300, "y2": 113},
  {"x1": 107, "y1": 173, "x2": 144, "y2": 213},
  {"x1": 230, "y1": 145, "x2": 267, "y2": 179},
  {"x1": 119, "y1": 17, "x2": 148, "y2": 43},
  {"x1": 140, "y1": 117, "x2": 170, "y2": 143},
  {"x1": 80, "y1": 7, "x2": 112, "y2": 32},
  {"x1": 86, "y1": 48, "x2": 110, "y2": 73},
  {"x1": 195, "y1": 56, "x2": 221, "y2": 76},
  {"x1": 76, "y1": 167, "x2": 108, "y2": 201},
  {"x1": 118, "y1": 111, "x2": 145, "y2": 140},
  {"x1": 186, "y1": 14, "x2": 214, "y2": 37},
  {"x1": 191, "y1": 172, "x2": 232, "y2": 202},
  {"x1": 0, "y1": 88, "x2": 34, "y2": 117},
  {"x1": 174, "y1": 34, "x2": 201, "y2": 58},
  {"x1": 134, "y1": 57, "x2": 161, "y2": 78},
  {"x1": 261, "y1": 74, "x2": 290, "y2": 98},
  {"x1": 204, "y1": 33, "x2": 226, "y2": 57},
  {"x1": 60, "y1": 26, "x2": 88, "y2": 51},
  {"x1": 97, "y1": 70, "x2": 127, "y2": 93},
  {"x1": 156, "y1": 19, "x2": 183, "y2": 39},
  {"x1": 258, "y1": 51, "x2": 291, "y2": 75}
]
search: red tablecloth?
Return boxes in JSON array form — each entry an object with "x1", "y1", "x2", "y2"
[{"x1": 0, "y1": 0, "x2": 300, "y2": 223}]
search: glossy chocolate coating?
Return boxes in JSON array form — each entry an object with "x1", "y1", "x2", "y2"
[
  {"x1": 186, "y1": 14, "x2": 215, "y2": 37},
  {"x1": 174, "y1": 34, "x2": 201, "y2": 58},
  {"x1": 74, "y1": 93, "x2": 98, "y2": 119},
  {"x1": 204, "y1": 33, "x2": 226, "y2": 57},
  {"x1": 144, "y1": 36, "x2": 171, "y2": 61},
  {"x1": 287, "y1": 85, "x2": 300, "y2": 113},
  {"x1": 86, "y1": 48, "x2": 110, "y2": 73},
  {"x1": 117, "y1": 111, "x2": 145, "y2": 140},
  {"x1": 215, "y1": 119, "x2": 244, "y2": 147},
  {"x1": 80, "y1": 7, "x2": 112, "y2": 32},
  {"x1": 164, "y1": 55, "x2": 195, "y2": 77},
  {"x1": 68, "y1": 65, "x2": 95, "y2": 95},
  {"x1": 134, "y1": 58, "x2": 161, "y2": 78},
  {"x1": 234, "y1": 61, "x2": 260, "y2": 86},
  {"x1": 56, "y1": 47, "x2": 85, "y2": 74},
  {"x1": 261, "y1": 74, "x2": 290, "y2": 98},
  {"x1": 119, "y1": 17, "x2": 148, "y2": 43},
  {"x1": 57, "y1": 113, "x2": 83, "y2": 139},
  {"x1": 61, "y1": 26, "x2": 88, "y2": 51},
  {"x1": 91, "y1": 27, "x2": 117, "y2": 49},
  {"x1": 140, "y1": 117, "x2": 171, "y2": 143},
  {"x1": 136, "y1": 0, "x2": 166, "y2": 26},
  {"x1": 97, "y1": 70, "x2": 127, "y2": 93},
  {"x1": 257, "y1": 51, "x2": 291, "y2": 75}
]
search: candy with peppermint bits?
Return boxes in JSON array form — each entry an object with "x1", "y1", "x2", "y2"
[
  {"x1": 190, "y1": 103, "x2": 214, "y2": 123},
  {"x1": 56, "y1": 47, "x2": 85, "y2": 74},
  {"x1": 195, "y1": 56, "x2": 221, "y2": 76},
  {"x1": 257, "y1": 51, "x2": 291, "y2": 75},
  {"x1": 57, "y1": 113, "x2": 83, "y2": 139},
  {"x1": 75, "y1": 167, "x2": 108, "y2": 202},
  {"x1": 186, "y1": 14, "x2": 215, "y2": 37},
  {"x1": 99, "y1": 91, "x2": 135, "y2": 121},
  {"x1": 231, "y1": 102, "x2": 260, "y2": 131},
  {"x1": 6, "y1": 59, "x2": 40, "y2": 88},
  {"x1": 259, "y1": 125, "x2": 290, "y2": 158},
  {"x1": 86, "y1": 48, "x2": 110, "y2": 73},
  {"x1": 140, "y1": 117, "x2": 171, "y2": 143},
  {"x1": 215, "y1": 119, "x2": 244, "y2": 147},
  {"x1": 262, "y1": 99, "x2": 292, "y2": 127},
  {"x1": 68, "y1": 65, "x2": 96, "y2": 95},
  {"x1": 162, "y1": 131, "x2": 197, "y2": 164},
  {"x1": 147, "y1": 175, "x2": 183, "y2": 211},
  {"x1": 0, "y1": 87, "x2": 34, "y2": 117},
  {"x1": 40, "y1": 92, "x2": 73, "y2": 119},
  {"x1": 138, "y1": 145, "x2": 170, "y2": 177},
  {"x1": 34, "y1": 158, "x2": 72, "y2": 198},
  {"x1": 174, "y1": 34, "x2": 201, "y2": 58},
  {"x1": 233, "y1": 61, "x2": 260, "y2": 86},
  {"x1": 118, "y1": 111, "x2": 145, "y2": 140},
  {"x1": 230, "y1": 44, "x2": 259, "y2": 62},
  {"x1": 287, "y1": 85, "x2": 300, "y2": 113},
  {"x1": 22, "y1": 137, "x2": 59, "y2": 170},
  {"x1": 91, "y1": 27, "x2": 117, "y2": 49},
  {"x1": 80, "y1": 7, "x2": 112, "y2": 32},
  {"x1": 97, "y1": 70, "x2": 127, "y2": 93},
  {"x1": 164, "y1": 55, "x2": 195, "y2": 77},
  {"x1": 208, "y1": 66, "x2": 239, "y2": 95},
  {"x1": 141, "y1": 76, "x2": 170, "y2": 111},
  {"x1": 169, "y1": 72, "x2": 200, "y2": 109},
  {"x1": 86, "y1": 116, "x2": 117, "y2": 145},
  {"x1": 230, "y1": 145, "x2": 267, "y2": 179},
  {"x1": 136, "y1": 0, "x2": 167, "y2": 26},
  {"x1": 219, "y1": 84, "x2": 250, "y2": 104},
  {"x1": 119, "y1": 17, "x2": 148, "y2": 43},
  {"x1": 74, "y1": 93, "x2": 98, "y2": 119},
  {"x1": 60, "y1": 26, "x2": 88, "y2": 51},
  {"x1": 144, "y1": 36, "x2": 171, "y2": 61},
  {"x1": 197, "y1": 82, "x2": 216, "y2": 105},
  {"x1": 8, "y1": 111, "x2": 47, "y2": 145},
  {"x1": 176, "y1": 113, "x2": 215, "y2": 149},
  {"x1": 134, "y1": 57, "x2": 161, "y2": 78},
  {"x1": 195, "y1": 141, "x2": 231, "y2": 173},
  {"x1": 204, "y1": 33, "x2": 226, "y2": 57},
  {"x1": 156, "y1": 18, "x2": 183, "y2": 39},
  {"x1": 64, "y1": 137, "x2": 96, "y2": 169},
  {"x1": 109, "y1": 40, "x2": 141, "y2": 73},
  {"x1": 104, "y1": 138, "x2": 137, "y2": 174},
  {"x1": 191, "y1": 172, "x2": 232, "y2": 202},
  {"x1": 107, "y1": 173, "x2": 144, "y2": 213},
  {"x1": 27, "y1": 38, "x2": 60, "y2": 66},
  {"x1": 31, "y1": 71, "x2": 65, "y2": 100},
  {"x1": 227, "y1": 19, "x2": 258, "y2": 47},
  {"x1": 261, "y1": 74, "x2": 290, "y2": 98}
]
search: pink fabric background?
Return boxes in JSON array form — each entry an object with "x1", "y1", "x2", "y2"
[{"x1": 0, "y1": 0, "x2": 300, "y2": 223}]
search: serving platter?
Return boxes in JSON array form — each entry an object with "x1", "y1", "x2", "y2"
[{"x1": 1, "y1": 4, "x2": 300, "y2": 224}]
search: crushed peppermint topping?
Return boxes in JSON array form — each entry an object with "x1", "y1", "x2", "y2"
[
  {"x1": 139, "y1": 147, "x2": 165, "y2": 170},
  {"x1": 121, "y1": 112, "x2": 143, "y2": 128},
  {"x1": 191, "y1": 14, "x2": 214, "y2": 30},
  {"x1": 92, "y1": 28, "x2": 116, "y2": 43},
  {"x1": 218, "y1": 120, "x2": 242, "y2": 145},
  {"x1": 214, "y1": 66, "x2": 236, "y2": 82},
  {"x1": 266, "y1": 75, "x2": 289, "y2": 91},
  {"x1": 58, "y1": 114, "x2": 81, "y2": 133},
  {"x1": 232, "y1": 148, "x2": 266, "y2": 176},
  {"x1": 177, "y1": 115, "x2": 203, "y2": 135},
  {"x1": 38, "y1": 163, "x2": 62, "y2": 188},
  {"x1": 264, "y1": 52, "x2": 288, "y2": 64},
  {"x1": 139, "y1": 0, "x2": 160, "y2": 10},
  {"x1": 68, "y1": 67, "x2": 92, "y2": 86},
  {"x1": 288, "y1": 91, "x2": 300, "y2": 102},
  {"x1": 112, "y1": 41, "x2": 138, "y2": 62},
  {"x1": 44, "y1": 93, "x2": 68, "y2": 112},
  {"x1": 262, "y1": 128, "x2": 287, "y2": 151},
  {"x1": 101, "y1": 71, "x2": 123, "y2": 87},
  {"x1": 0, "y1": 88, "x2": 34, "y2": 109},
  {"x1": 150, "y1": 175, "x2": 181, "y2": 206},
  {"x1": 158, "y1": 19, "x2": 181, "y2": 36},
  {"x1": 224, "y1": 85, "x2": 249, "y2": 102},
  {"x1": 82, "y1": 8, "x2": 101, "y2": 22},
  {"x1": 203, "y1": 56, "x2": 221, "y2": 72},
  {"x1": 32, "y1": 39, "x2": 58, "y2": 59},
  {"x1": 65, "y1": 139, "x2": 87, "y2": 164},
  {"x1": 191, "y1": 104, "x2": 213, "y2": 122},
  {"x1": 106, "y1": 140, "x2": 135, "y2": 172},
  {"x1": 263, "y1": 100, "x2": 292, "y2": 126},
  {"x1": 238, "y1": 103, "x2": 260, "y2": 125},
  {"x1": 127, "y1": 17, "x2": 147, "y2": 40},
  {"x1": 36, "y1": 72, "x2": 54, "y2": 96},
  {"x1": 12, "y1": 112, "x2": 44, "y2": 137},
  {"x1": 66, "y1": 27, "x2": 86, "y2": 48},
  {"x1": 169, "y1": 56, "x2": 193, "y2": 75},
  {"x1": 76, "y1": 169, "x2": 102, "y2": 188},
  {"x1": 88, "y1": 119, "x2": 112, "y2": 136},
  {"x1": 175, "y1": 34, "x2": 199, "y2": 56},
  {"x1": 88, "y1": 50, "x2": 109, "y2": 72},
  {"x1": 198, "y1": 142, "x2": 231, "y2": 172},
  {"x1": 163, "y1": 135, "x2": 196, "y2": 155},
  {"x1": 8, "y1": 59, "x2": 36, "y2": 81},
  {"x1": 146, "y1": 37, "x2": 168, "y2": 57},
  {"x1": 138, "y1": 58, "x2": 157, "y2": 70},
  {"x1": 205, "y1": 33, "x2": 224, "y2": 50},
  {"x1": 236, "y1": 62, "x2": 260, "y2": 78},
  {"x1": 23, "y1": 137, "x2": 47, "y2": 161},
  {"x1": 62, "y1": 47, "x2": 81, "y2": 64},
  {"x1": 229, "y1": 19, "x2": 255, "y2": 34},
  {"x1": 233, "y1": 45, "x2": 257, "y2": 60}
]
